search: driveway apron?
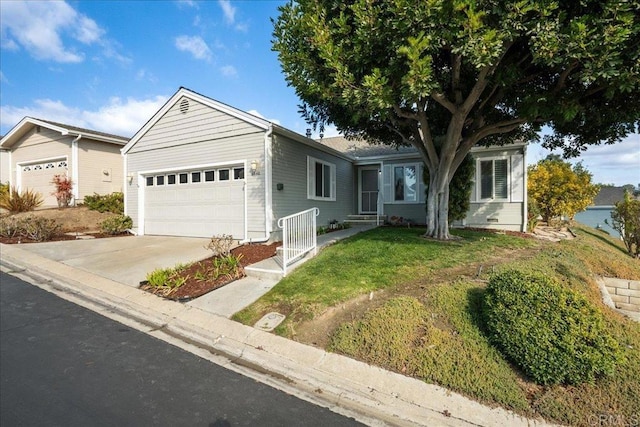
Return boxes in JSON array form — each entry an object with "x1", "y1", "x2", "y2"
[{"x1": 15, "y1": 236, "x2": 212, "y2": 287}]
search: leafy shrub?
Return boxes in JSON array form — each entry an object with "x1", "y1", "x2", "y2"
[
  {"x1": 51, "y1": 174, "x2": 73, "y2": 208},
  {"x1": 146, "y1": 264, "x2": 188, "y2": 289},
  {"x1": 205, "y1": 234, "x2": 235, "y2": 256},
  {"x1": 20, "y1": 216, "x2": 62, "y2": 242},
  {"x1": 0, "y1": 216, "x2": 62, "y2": 241},
  {"x1": 209, "y1": 253, "x2": 244, "y2": 280},
  {"x1": 527, "y1": 200, "x2": 541, "y2": 231},
  {"x1": 606, "y1": 190, "x2": 640, "y2": 257},
  {"x1": 0, "y1": 182, "x2": 8, "y2": 199},
  {"x1": 0, "y1": 186, "x2": 44, "y2": 213},
  {"x1": 483, "y1": 270, "x2": 622, "y2": 385},
  {"x1": 83, "y1": 192, "x2": 124, "y2": 214},
  {"x1": 100, "y1": 215, "x2": 132, "y2": 235},
  {"x1": 0, "y1": 216, "x2": 24, "y2": 238}
]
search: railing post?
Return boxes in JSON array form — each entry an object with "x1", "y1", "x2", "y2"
[{"x1": 277, "y1": 207, "x2": 320, "y2": 276}]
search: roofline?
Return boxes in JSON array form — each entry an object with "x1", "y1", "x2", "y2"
[
  {"x1": 273, "y1": 126, "x2": 353, "y2": 161},
  {"x1": 122, "y1": 87, "x2": 271, "y2": 154},
  {"x1": 0, "y1": 117, "x2": 128, "y2": 148}
]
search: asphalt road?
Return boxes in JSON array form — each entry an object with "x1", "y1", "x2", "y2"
[{"x1": 0, "y1": 272, "x2": 363, "y2": 427}]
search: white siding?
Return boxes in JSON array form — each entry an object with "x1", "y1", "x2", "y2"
[
  {"x1": 0, "y1": 150, "x2": 10, "y2": 184},
  {"x1": 465, "y1": 202, "x2": 523, "y2": 231},
  {"x1": 126, "y1": 98, "x2": 267, "y2": 240}
]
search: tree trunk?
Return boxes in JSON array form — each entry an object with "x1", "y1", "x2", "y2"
[{"x1": 424, "y1": 163, "x2": 452, "y2": 240}]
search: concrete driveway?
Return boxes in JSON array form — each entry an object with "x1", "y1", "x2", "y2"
[{"x1": 17, "y1": 235, "x2": 212, "y2": 287}]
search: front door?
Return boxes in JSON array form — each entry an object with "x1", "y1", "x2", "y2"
[{"x1": 359, "y1": 167, "x2": 379, "y2": 214}]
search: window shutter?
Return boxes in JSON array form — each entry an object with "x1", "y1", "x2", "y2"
[
  {"x1": 330, "y1": 163, "x2": 336, "y2": 200},
  {"x1": 417, "y1": 163, "x2": 425, "y2": 202},
  {"x1": 307, "y1": 156, "x2": 314, "y2": 199},
  {"x1": 510, "y1": 154, "x2": 524, "y2": 202},
  {"x1": 495, "y1": 159, "x2": 508, "y2": 199},
  {"x1": 383, "y1": 165, "x2": 392, "y2": 203}
]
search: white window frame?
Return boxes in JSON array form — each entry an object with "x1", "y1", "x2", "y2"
[
  {"x1": 307, "y1": 156, "x2": 336, "y2": 201},
  {"x1": 383, "y1": 163, "x2": 422, "y2": 204},
  {"x1": 477, "y1": 157, "x2": 510, "y2": 202}
]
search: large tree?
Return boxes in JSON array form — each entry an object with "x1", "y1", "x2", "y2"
[{"x1": 273, "y1": 0, "x2": 640, "y2": 239}]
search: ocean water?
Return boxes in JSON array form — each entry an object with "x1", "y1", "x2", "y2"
[{"x1": 574, "y1": 207, "x2": 621, "y2": 238}]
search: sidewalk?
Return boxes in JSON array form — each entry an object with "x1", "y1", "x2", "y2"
[{"x1": 0, "y1": 239, "x2": 556, "y2": 427}]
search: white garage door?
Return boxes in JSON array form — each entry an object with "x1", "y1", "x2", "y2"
[
  {"x1": 20, "y1": 159, "x2": 68, "y2": 206},
  {"x1": 143, "y1": 167, "x2": 246, "y2": 239}
]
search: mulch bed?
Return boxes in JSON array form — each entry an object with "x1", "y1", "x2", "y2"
[
  {"x1": 140, "y1": 242, "x2": 282, "y2": 301},
  {"x1": 0, "y1": 232, "x2": 131, "y2": 244}
]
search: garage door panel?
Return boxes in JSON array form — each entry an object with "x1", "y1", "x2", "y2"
[
  {"x1": 20, "y1": 159, "x2": 68, "y2": 206},
  {"x1": 144, "y1": 179, "x2": 245, "y2": 239}
]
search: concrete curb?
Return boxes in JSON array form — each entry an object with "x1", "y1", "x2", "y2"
[{"x1": 1, "y1": 243, "x2": 555, "y2": 427}]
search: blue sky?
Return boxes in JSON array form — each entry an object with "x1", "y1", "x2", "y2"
[{"x1": 1, "y1": 0, "x2": 638, "y2": 186}]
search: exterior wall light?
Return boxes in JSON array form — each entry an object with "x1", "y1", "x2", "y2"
[{"x1": 251, "y1": 160, "x2": 259, "y2": 175}]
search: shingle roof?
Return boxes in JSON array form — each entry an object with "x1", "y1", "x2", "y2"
[
  {"x1": 593, "y1": 186, "x2": 626, "y2": 206},
  {"x1": 317, "y1": 136, "x2": 418, "y2": 158},
  {"x1": 36, "y1": 118, "x2": 129, "y2": 142}
]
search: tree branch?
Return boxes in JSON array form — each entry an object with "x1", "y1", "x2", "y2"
[
  {"x1": 452, "y1": 53, "x2": 463, "y2": 105},
  {"x1": 431, "y1": 92, "x2": 456, "y2": 114}
]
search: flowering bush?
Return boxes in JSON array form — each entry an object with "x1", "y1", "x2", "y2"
[{"x1": 51, "y1": 175, "x2": 73, "y2": 208}]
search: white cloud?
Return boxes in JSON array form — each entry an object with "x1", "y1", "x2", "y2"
[
  {"x1": 1, "y1": 96, "x2": 169, "y2": 137},
  {"x1": 0, "y1": 1, "x2": 105, "y2": 63},
  {"x1": 528, "y1": 134, "x2": 640, "y2": 186},
  {"x1": 175, "y1": 35, "x2": 212, "y2": 61},
  {"x1": 218, "y1": 0, "x2": 236, "y2": 24},
  {"x1": 247, "y1": 110, "x2": 280, "y2": 126},
  {"x1": 0, "y1": 71, "x2": 8, "y2": 84},
  {"x1": 220, "y1": 65, "x2": 237, "y2": 77},
  {"x1": 176, "y1": 0, "x2": 198, "y2": 9},
  {"x1": 217, "y1": 0, "x2": 248, "y2": 32}
]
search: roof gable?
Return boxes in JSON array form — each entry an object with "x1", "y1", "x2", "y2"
[
  {"x1": 0, "y1": 117, "x2": 128, "y2": 149},
  {"x1": 593, "y1": 186, "x2": 626, "y2": 206},
  {"x1": 122, "y1": 87, "x2": 271, "y2": 154}
]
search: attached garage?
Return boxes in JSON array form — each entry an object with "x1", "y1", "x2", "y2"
[
  {"x1": 18, "y1": 158, "x2": 68, "y2": 206},
  {"x1": 141, "y1": 165, "x2": 246, "y2": 239}
]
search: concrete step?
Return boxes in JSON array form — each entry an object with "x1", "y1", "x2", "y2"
[{"x1": 345, "y1": 215, "x2": 386, "y2": 224}]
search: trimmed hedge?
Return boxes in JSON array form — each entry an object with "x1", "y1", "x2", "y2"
[
  {"x1": 83, "y1": 192, "x2": 124, "y2": 214},
  {"x1": 483, "y1": 270, "x2": 622, "y2": 385}
]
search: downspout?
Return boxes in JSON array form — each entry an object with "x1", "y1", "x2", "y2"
[
  {"x1": 261, "y1": 124, "x2": 274, "y2": 242},
  {"x1": 522, "y1": 145, "x2": 528, "y2": 233},
  {"x1": 71, "y1": 134, "x2": 81, "y2": 204}
]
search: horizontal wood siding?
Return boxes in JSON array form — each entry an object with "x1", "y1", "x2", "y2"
[
  {"x1": 271, "y1": 134, "x2": 354, "y2": 231},
  {"x1": 126, "y1": 131, "x2": 266, "y2": 239},
  {"x1": 465, "y1": 202, "x2": 523, "y2": 231},
  {"x1": 77, "y1": 140, "x2": 124, "y2": 201},
  {"x1": 10, "y1": 128, "x2": 73, "y2": 205},
  {"x1": 10, "y1": 128, "x2": 72, "y2": 178},
  {"x1": 0, "y1": 150, "x2": 10, "y2": 183},
  {"x1": 128, "y1": 96, "x2": 261, "y2": 154}
]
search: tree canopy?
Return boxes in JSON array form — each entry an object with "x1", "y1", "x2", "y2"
[{"x1": 273, "y1": 0, "x2": 640, "y2": 238}]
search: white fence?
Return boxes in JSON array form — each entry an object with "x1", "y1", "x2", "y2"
[{"x1": 277, "y1": 207, "x2": 319, "y2": 276}]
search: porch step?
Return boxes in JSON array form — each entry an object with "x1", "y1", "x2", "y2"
[
  {"x1": 244, "y1": 251, "x2": 312, "y2": 280},
  {"x1": 344, "y1": 214, "x2": 387, "y2": 224}
]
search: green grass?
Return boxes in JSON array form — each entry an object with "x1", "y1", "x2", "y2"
[
  {"x1": 233, "y1": 227, "x2": 535, "y2": 329},
  {"x1": 233, "y1": 224, "x2": 640, "y2": 426}
]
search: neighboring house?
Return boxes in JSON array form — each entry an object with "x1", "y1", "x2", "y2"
[
  {"x1": 122, "y1": 87, "x2": 527, "y2": 241},
  {"x1": 574, "y1": 186, "x2": 627, "y2": 238},
  {"x1": 0, "y1": 118, "x2": 128, "y2": 206},
  {"x1": 0, "y1": 147, "x2": 9, "y2": 184}
]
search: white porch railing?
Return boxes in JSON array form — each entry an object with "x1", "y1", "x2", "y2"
[{"x1": 277, "y1": 207, "x2": 319, "y2": 276}]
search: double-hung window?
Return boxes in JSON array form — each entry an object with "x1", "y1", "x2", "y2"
[
  {"x1": 479, "y1": 158, "x2": 508, "y2": 200},
  {"x1": 307, "y1": 156, "x2": 336, "y2": 201}
]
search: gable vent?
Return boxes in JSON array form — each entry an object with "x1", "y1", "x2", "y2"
[{"x1": 179, "y1": 98, "x2": 190, "y2": 114}]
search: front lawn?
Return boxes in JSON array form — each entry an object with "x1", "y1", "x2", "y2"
[{"x1": 234, "y1": 225, "x2": 640, "y2": 425}]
